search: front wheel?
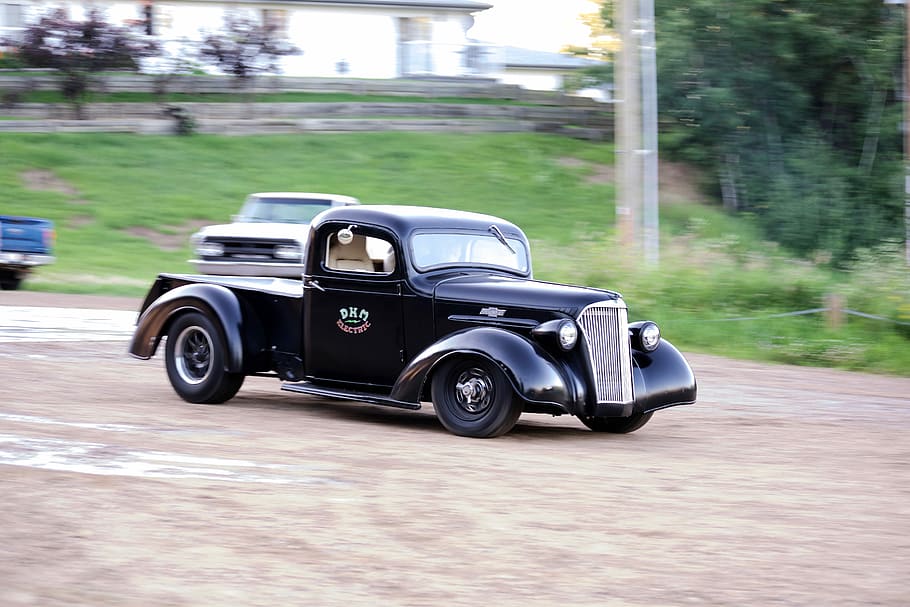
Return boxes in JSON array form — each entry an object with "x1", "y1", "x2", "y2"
[
  {"x1": 165, "y1": 312, "x2": 244, "y2": 404},
  {"x1": 578, "y1": 411, "x2": 653, "y2": 434},
  {"x1": 431, "y1": 357, "x2": 523, "y2": 438}
]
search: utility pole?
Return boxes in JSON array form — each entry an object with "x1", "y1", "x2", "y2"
[
  {"x1": 615, "y1": 0, "x2": 659, "y2": 265},
  {"x1": 640, "y1": 0, "x2": 660, "y2": 266},
  {"x1": 615, "y1": 0, "x2": 640, "y2": 256}
]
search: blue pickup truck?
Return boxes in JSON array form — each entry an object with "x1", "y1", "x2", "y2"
[{"x1": 0, "y1": 215, "x2": 56, "y2": 290}]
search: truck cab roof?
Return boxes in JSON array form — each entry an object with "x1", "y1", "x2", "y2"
[{"x1": 311, "y1": 205, "x2": 526, "y2": 240}]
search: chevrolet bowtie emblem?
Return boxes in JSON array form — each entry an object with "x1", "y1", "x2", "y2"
[{"x1": 479, "y1": 307, "x2": 506, "y2": 318}]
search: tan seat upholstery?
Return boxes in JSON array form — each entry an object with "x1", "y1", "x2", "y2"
[
  {"x1": 382, "y1": 249, "x2": 396, "y2": 273},
  {"x1": 328, "y1": 234, "x2": 374, "y2": 272}
]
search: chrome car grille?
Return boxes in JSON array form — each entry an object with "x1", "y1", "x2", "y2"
[
  {"x1": 203, "y1": 237, "x2": 298, "y2": 263},
  {"x1": 577, "y1": 300, "x2": 634, "y2": 404}
]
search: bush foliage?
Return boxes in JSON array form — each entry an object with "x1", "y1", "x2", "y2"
[
  {"x1": 654, "y1": 0, "x2": 905, "y2": 266},
  {"x1": 7, "y1": 9, "x2": 158, "y2": 116},
  {"x1": 199, "y1": 15, "x2": 300, "y2": 81}
]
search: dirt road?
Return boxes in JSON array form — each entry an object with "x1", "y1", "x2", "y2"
[{"x1": 1, "y1": 292, "x2": 908, "y2": 606}]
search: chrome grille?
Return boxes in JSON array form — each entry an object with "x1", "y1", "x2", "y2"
[
  {"x1": 577, "y1": 300, "x2": 634, "y2": 404},
  {"x1": 205, "y1": 237, "x2": 298, "y2": 263}
]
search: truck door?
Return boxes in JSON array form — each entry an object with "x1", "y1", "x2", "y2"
[{"x1": 302, "y1": 225, "x2": 405, "y2": 387}]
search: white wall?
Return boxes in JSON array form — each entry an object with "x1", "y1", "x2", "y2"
[
  {"x1": 7, "y1": 2, "x2": 500, "y2": 81},
  {"x1": 281, "y1": 9, "x2": 398, "y2": 78},
  {"x1": 498, "y1": 68, "x2": 563, "y2": 92}
]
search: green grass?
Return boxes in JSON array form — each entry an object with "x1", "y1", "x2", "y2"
[
  {"x1": 535, "y1": 235, "x2": 910, "y2": 376},
  {"x1": 2, "y1": 131, "x2": 907, "y2": 375}
]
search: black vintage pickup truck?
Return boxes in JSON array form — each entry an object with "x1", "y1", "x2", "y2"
[{"x1": 130, "y1": 205, "x2": 696, "y2": 438}]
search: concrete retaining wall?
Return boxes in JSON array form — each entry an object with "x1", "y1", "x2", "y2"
[
  {"x1": 0, "y1": 73, "x2": 605, "y2": 107},
  {"x1": 0, "y1": 75, "x2": 612, "y2": 138}
]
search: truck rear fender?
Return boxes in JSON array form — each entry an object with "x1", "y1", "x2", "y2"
[
  {"x1": 128, "y1": 283, "x2": 245, "y2": 373},
  {"x1": 631, "y1": 338, "x2": 697, "y2": 414},
  {"x1": 390, "y1": 327, "x2": 578, "y2": 414}
]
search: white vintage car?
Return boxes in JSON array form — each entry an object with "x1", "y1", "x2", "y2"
[{"x1": 189, "y1": 192, "x2": 359, "y2": 277}]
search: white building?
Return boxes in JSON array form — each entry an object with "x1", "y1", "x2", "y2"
[
  {"x1": 497, "y1": 45, "x2": 602, "y2": 97},
  {"x1": 1, "y1": 0, "x2": 598, "y2": 93}
]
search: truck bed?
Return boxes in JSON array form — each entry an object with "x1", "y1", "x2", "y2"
[{"x1": 158, "y1": 273, "x2": 305, "y2": 298}]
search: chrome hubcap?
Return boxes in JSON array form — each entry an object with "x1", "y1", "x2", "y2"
[
  {"x1": 454, "y1": 368, "x2": 494, "y2": 414},
  {"x1": 174, "y1": 326, "x2": 213, "y2": 385}
]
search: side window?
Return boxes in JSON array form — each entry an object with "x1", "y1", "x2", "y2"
[{"x1": 325, "y1": 228, "x2": 396, "y2": 274}]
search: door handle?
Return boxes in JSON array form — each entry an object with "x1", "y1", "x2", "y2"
[{"x1": 304, "y1": 278, "x2": 325, "y2": 292}]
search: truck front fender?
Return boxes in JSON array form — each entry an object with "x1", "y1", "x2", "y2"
[
  {"x1": 631, "y1": 338, "x2": 697, "y2": 414},
  {"x1": 128, "y1": 283, "x2": 245, "y2": 373},
  {"x1": 390, "y1": 327, "x2": 576, "y2": 413}
]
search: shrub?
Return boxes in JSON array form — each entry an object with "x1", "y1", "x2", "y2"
[{"x1": 8, "y1": 9, "x2": 159, "y2": 117}]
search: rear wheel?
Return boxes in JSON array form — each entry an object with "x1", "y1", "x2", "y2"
[
  {"x1": 578, "y1": 411, "x2": 653, "y2": 434},
  {"x1": 0, "y1": 271, "x2": 22, "y2": 291},
  {"x1": 165, "y1": 312, "x2": 244, "y2": 404},
  {"x1": 431, "y1": 357, "x2": 522, "y2": 438}
]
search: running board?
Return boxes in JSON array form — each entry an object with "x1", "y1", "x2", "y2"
[{"x1": 281, "y1": 381, "x2": 422, "y2": 410}]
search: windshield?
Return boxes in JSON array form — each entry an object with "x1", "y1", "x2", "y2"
[
  {"x1": 411, "y1": 231, "x2": 530, "y2": 274},
  {"x1": 238, "y1": 197, "x2": 333, "y2": 224}
]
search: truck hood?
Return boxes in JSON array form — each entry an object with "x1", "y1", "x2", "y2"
[
  {"x1": 433, "y1": 274, "x2": 623, "y2": 319},
  {"x1": 195, "y1": 222, "x2": 310, "y2": 241}
]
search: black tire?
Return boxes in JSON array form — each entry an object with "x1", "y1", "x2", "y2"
[
  {"x1": 578, "y1": 411, "x2": 653, "y2": 434},
  {"x1": 0, "y1": 272, "x2": 21, "y2": 290},
  {"x1": 164, "y1": 312, "x2": 244, "y2": 404},
  {"x1": 431, "y1": 357, "x2": 522, "y2": 438}
]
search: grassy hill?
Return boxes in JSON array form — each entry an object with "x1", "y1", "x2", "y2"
[{"x1": 2, "y1": 131, "x2": 908, "y2": 375}]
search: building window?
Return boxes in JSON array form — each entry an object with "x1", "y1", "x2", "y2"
[
  {"x1": 261, "y1": 9, "x2": 288, "y2": 38},
  {"x1": 0, "y1": 3, "x2": 25, "y2": 42},
  {"x1": 399, "y1": 16, "x2": 431, "y2": 43},
  {"x1": 1, "y1": 3, "x2": 24, "y2": 27},
  {"x1": 398, "y1": 17, "x2": 433, "y2": 76}
]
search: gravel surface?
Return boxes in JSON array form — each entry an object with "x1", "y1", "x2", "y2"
[{"x1": 1, "y1": 292, "x2": 908, "y2": 606}]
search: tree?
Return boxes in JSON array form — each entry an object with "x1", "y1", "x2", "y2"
[
  {"x1": 199, "y1": 14, "x2": 300, "y2": 83},
  {"x1": 562, "y1": 0, "x2": 617, "y2": 93},
  {"x1": 9, "y1": 8, "x2": 159, "y2": 118},
  {"x1": 653, "y1": 0, "x2": 904, "y2": 265}
]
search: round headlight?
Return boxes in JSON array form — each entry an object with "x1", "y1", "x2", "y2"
[
  {"x1": 640, "y1": 322, "x2": 661, "y2": 352},
  {"x1": 557, "y1": 320, "x2": 578, "y2": 351},
  {"x1": 274, "y1": 244, "x2": 302, "y2": 260}
]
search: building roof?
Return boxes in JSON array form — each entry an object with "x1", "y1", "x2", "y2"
[
  {"x1": 502, "y1": 46, "x2": 599, "y2": 70},
  {"x1": 280, "y1": 0, "x2": 491, "y2": 9}
]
